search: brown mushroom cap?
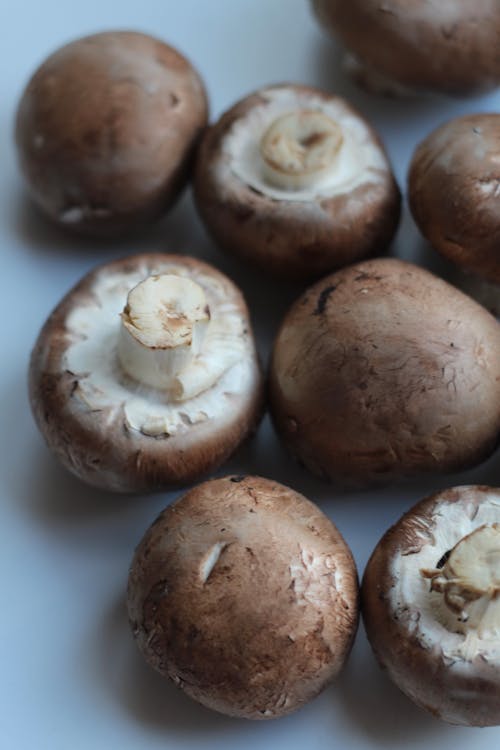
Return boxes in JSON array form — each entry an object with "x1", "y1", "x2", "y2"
[
  {"x1": 127, "y1": 475, "x2": 359, "y2": 719},
  {"x1": 269, "y1": 257, "x2": 500, "y2": 485},
  {"x1": 312, "y1": 0, "x2": 500, "y2": 95},
  {"x1": 362, "y1": 485, "x2": 500, "y2": 726},
  {"x1": 409, "y1": 114, "x2": 500, "y2": 286},
  {"x1": 193, "y1": 83, "x2": 400, "y2": 280},
  {"x1": 15, "y1": 31, "x2": 208, "y2": 236},
  {"x1": 29, "y1": 254, "x2": 263, "y2": 493}
]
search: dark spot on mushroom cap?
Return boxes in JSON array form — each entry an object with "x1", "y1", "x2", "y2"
[
  {"x1": 313, "y1": 285, "x2": 337, "y2": 316},
  {"x1": 230, "y1": 475, "x2": 246, "y2": 483},
  {"x1": 436, "y1": 549, "x2": 452, "y2": 569}
]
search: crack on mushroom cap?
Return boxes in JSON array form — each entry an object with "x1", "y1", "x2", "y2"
[
  {"x1": 389, "y1": 489, "x2": 500, "y2": 667},
  {"x1": 63, "y1": 260, "x2": 255, "y2": 437},
  {"x1": 219, "y1": 86, "x2": 389, "y2": 203}
]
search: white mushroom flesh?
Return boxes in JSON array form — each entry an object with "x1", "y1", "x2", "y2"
[
  {"x1": 422, "y1": 525, "x2": 500, "y2": 660},
  {"x1": 118, "y1": 274, "x2": 210, "y2": 394},
  {"x1": 260, "y1": 110, "x2": 344, "y2": 191},
  {"x1": 64, "y1": 261, "x2": 254, "y2": 437},
  {"x1": 221, "y1": 87, "x2": 389, "y2": 203},
  {"x1": 389, "y1": 489, "x2": 500, "y2": 669}
]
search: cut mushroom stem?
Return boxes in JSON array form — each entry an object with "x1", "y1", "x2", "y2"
[
  {"x1": 260, "y1": 110, "x2": 343, "y2": 191},
  {"x1": 422, "y1": 524, "x2": 500, "y2": 658},
  {"x1": 118, "y1": 274, "x2": 210, "y2": 397}
]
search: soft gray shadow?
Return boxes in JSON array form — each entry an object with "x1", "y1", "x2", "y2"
[
  {"x1": 218, "y1": 412, "x2": 487, "y2": 515},
  {"x1": 220, "y1": 413, "x2": 316, "y2": 488},
  {"x1": 24, "y1": 446, "x2": 144, "y2": 523},
  {"x1": 1, "y1": 373, "x2": 126, "y2": 525},
  {"x1": 3, "y1": 370, "x2": 177, "y2": 532},
  {"x1": 192, "y1": 234, "x2": 306, "y2": 360},
  {"x1": 311, "y1": 37, "x2": 445, "y2": 124},
  {"x1": 97, "y1": 595, "x2": 242, "y2": 734},
  {"x1": 334, "y1": 627, "x2": 458, "y2": 745},
  {"x1": 13, "y1": 183, "x2": 202, "y2": 262},
  {"x1": 310, "y1": 34, "x2": 489, "y2": 125},
  {"x1": 15, "y1": 188, "x2": 131, "y2": 257}
]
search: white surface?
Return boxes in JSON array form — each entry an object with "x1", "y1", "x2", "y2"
[{"x1": 1, "y1": 1, "x2": 499, "y2": 748}]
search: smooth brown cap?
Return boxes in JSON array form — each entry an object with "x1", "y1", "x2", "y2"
[
  {"x1": 409, "y1": 114, "x2": 500, "y2": 285},
  {"x1": 269, "y1": 257, "x2": 500, "y2": 485},
  {"x1": 16, "y1": 31, "x2": 208, "y2": 236},
  {"x1": 312, "y1": 0, "x2": 500, "y2": 95}
]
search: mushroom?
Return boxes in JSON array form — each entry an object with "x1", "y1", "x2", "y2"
[
  {"x1": 269, "y1": 257, "x2": 500, "y2": 485},
  {"x1": 29, "y1": 254, "x2": 263, "y2": 492},
  {"x1": 311, "y1": 1, "x2": 500, "y2": 96},
  {"x1": 127, "y1": 474, "x2": 359, "y2": 718},
  {"x1": 362, "y1": 485, "x2": 500, "y2": 726},
  {"x1": 15, "y1": 31, "x2": 208, "y2": 236},
  {"x1": 409, "y1": 113, "x2": 500, "y2": 317},
  {"x1": 193, "y1": 84, "x2": 400, "y2": 280}
]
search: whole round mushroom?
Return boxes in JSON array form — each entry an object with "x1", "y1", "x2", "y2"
[
  {"x1": 194, "y1": 83, "x2": 400, "y2": 280},
  {"x1": 29, "y1": 253, "x2": 263, "y2": 492},
  {"x1": 311, "y1": 1, "x2": 500, "y2": 96},
  {"x1": 127, "y1": 474, "x2": 359, "y2": 719},
  {"x1": 15, "y1": 31, "x2": 208, "y2": 236},
  {"x1": 409, "y1": 113, "x2": 500, "y2": 316},
  {"x1": 269, "y1": 257, "x2": 500, "y2": 485},
  {"x1": 362, "y1": 484, "x2": 500, "y2": 726}
]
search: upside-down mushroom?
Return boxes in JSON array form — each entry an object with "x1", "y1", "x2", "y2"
[
  {"x1": 29, "y1": 254, "x2": 263, "y2": 492},
  {"x1": 194, "y1": 83, "x2": 400, "y2": 280},
  {"x1": 363, "y1": 485, "x2": 500, "y2": 726}
]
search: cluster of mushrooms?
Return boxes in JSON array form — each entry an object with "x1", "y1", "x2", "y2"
[{"x1": 19, "y1": 2, "x2": 500, "y2": 729}]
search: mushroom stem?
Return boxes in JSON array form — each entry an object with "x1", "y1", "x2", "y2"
[
  {"x1": 118, "y1": 274, "x2": 210, "y2": 396},
  {"x1": 260, "y1": 110, "x2": 343, "y2": 191},
  {"x1": 422, "y1": 524, "x2": 500, "y2": 651}
]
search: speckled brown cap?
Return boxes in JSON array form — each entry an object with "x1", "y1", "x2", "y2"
[{"x1": 127, "y1": 475, "x2": 359, "y2": 718}]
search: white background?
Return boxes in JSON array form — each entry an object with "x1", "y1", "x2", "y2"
[{"x1": 1, "y1": 1, "x2": 499, "y2": 748}]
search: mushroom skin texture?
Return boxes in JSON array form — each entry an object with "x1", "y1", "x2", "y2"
[
  {"x1": 193, "y1": 84, "x2": 400, "y2": 280},
  {"x1": 409, "y1": 114, "x2": 500, "y2": 314},
  {"x1": 127, "y1": 475, "x2": 359, "y2": 719},
  {"x1": 311, "y1": 1, "x2": 500, "y2": 96},
  {"x1": 15, "y1": 31, "x2": 208, "y2": 236},
  {"x1": 29, "y1": 254, "x2": 263, "y2": 493},
  {"x1": 269, "y1": 257, "x2": 500, "y2": 486},
  {"x1": 362, "y1": 485, "x2": 500, "y2": 726}
]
